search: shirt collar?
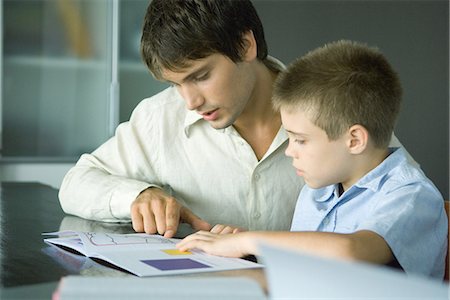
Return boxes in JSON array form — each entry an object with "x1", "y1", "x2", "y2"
[
  {"x1": 184, "y1": 109, "x2": 204, "y2": 137},
  {"x1": 183, "y1": 56, "x2": 286, "y2": 138},
  {"x1": 312, "y1": 185, "x2": 336, "y2": 203},
  {"x1": 353, "y1": 147, "x2": 404, "y2": 192}
]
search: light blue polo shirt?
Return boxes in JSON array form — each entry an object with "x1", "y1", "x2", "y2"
[{"x1": 290, "y1": 148, "x2": 448, "y2": 279}]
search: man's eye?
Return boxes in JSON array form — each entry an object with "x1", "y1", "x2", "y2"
[
  {"x1": 294, "y1": 139, "x2": 305, "y2": 145},
  {"x1": 194, "y1": 73, "x2": 209, "y2": 82}
]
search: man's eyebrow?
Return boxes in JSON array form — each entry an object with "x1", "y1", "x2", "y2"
[{"x1": 166, "y1": 65, "x2": 210, "y2": 85}]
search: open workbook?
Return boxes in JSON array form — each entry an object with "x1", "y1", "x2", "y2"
[{"x1": 43, "y1": 231, "x2": 262, "y2": 277}]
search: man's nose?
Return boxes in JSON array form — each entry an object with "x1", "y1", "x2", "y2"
[{"x1": 178, "y1": 85, "x2": 203, "y2": 110}]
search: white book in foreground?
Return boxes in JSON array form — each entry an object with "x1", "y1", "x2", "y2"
[
  {"x1": 259, "y1": 243, "x2": 449, "y2": 299},
  {"x1": 52, "y1": 276, "x2": 267, "y2": 300},
  {"x1": 43, "y1": 231, "x2": 262, "y2": 277}
]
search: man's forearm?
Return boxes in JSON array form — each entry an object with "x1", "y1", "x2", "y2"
[{"x1": 59, "y1": 159, "x2": 152, "y2": 222}]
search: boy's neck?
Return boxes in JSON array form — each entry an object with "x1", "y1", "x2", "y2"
[{"x1": 340, "y1": 147, "x2": 391, "y2": 192}]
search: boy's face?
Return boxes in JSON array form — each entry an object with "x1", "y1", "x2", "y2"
[
  {"x1": 282, "y1": 108, "x2": 352, "y2": 189},
  {"x1": 161, "y1": 54, "x2": 256, "y2": 130}
]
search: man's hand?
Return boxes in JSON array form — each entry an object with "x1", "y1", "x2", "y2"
[{"x1": 130, "y1": 187, "x2": 211, "y2": 238}]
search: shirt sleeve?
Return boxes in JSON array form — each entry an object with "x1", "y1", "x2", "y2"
[
  {"x1": 357, "y1": 182, "x2": 448, "y2": 278},
  {"x1": 58, "y1": 98, "x2": 163, "y2": 222}
]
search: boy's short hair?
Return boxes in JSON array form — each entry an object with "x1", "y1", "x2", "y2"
[
  {"x1": 272, "y1": 40, "x2": 402, "y2": 148},
  {"x1": 141, "y1": 0, "x2": 268, "y2": 80}
]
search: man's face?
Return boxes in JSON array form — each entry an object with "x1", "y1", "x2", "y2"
[
  {"x1": 161, "y1": 54, "x2": 256, "y2": 129},
  {"x1": 282, "y1": 107, "x2": 352, "y2": 189}
]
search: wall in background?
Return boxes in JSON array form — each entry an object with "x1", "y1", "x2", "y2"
[{"x1": 253, "y1": 0, "x2": 449, "y2": 199}]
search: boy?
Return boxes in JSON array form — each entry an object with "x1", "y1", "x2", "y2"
[{"x1": 177, "y1": 40, "x2": 448, "y2": 278}]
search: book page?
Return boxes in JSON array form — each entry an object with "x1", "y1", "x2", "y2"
[
  {"x1": 78, "y1": 232, "x2": 179, "y2": 253},
  {"x1": 44, "y1": 231, "x2": 262, "y2": 277}
]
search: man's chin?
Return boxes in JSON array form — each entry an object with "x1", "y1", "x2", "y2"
[{"x1": 207, "y1": 118, "x2": 234, "y2": 130}]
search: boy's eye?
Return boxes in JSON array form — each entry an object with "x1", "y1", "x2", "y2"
[{"x1": 294, "y1": 139, "x2": 305, "y2": 145}]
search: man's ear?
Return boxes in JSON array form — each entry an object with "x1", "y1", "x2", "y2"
[
  {"x1": 346, "y1": 124, "x2": 368, "y2": 154},
  {"x1": 241, "y1": 30, "x2": 257, "y2": 61}
]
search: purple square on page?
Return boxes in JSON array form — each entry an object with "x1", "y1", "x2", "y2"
[{"x1": 141, "y1": 258, "x2": 211, "y2": 271}]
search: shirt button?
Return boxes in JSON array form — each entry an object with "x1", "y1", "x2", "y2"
[
  {"x1": 254, "y1": 174, "x2": 260, "y2": 181},
  {"x1": 253, "y1": 212, "x2": 261, "y2": 219}
]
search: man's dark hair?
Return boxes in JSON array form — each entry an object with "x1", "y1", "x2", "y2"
[{"x1": 141, "y1": 0, "x2": 268, "y2": 80}]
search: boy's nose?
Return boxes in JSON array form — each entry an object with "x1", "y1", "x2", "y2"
[
  {"x1": 284, "y1": 141, "x2": 294, "y2": 157},
  {"x1": 285, "y1": 141, "x2": 296, "y2": 158}
]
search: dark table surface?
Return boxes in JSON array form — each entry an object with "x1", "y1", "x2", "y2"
[
  {"x1": 0, "y1": 182, "x2": 136, "y2": 299},
  {"x1": 0, "y1": 182, "x2": 68, "y2": 288},
  {"x1": 0, "y1": 182, "x2": 267, "y2": 299}
]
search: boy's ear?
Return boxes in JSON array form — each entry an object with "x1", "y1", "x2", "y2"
[
  {"x1": 346, "y1": 124, "x2": 368, "y2": 154},
  {"x1": 241, "y1": 30, "x2": 257, "y2": 61}
]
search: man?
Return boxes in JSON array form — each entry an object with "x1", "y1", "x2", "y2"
[{"x1": 59, "y1": 0, "x2": 408, "y2": 238}]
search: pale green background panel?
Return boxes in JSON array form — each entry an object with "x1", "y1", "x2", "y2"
[
  {"x1": 119, "y1": 0, "x2": 169, "y2": 122},
  {"x1": 3, "y1": 0, "x2": 112, "y2": 158}
]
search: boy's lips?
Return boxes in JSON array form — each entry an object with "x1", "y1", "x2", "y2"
[{"x1": 295, "y1": 168, "x2": 304, "y2": 177}]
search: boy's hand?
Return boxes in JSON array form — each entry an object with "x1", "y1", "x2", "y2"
[
  {"x1": 210, "y1": 224, "x2": 246, "y2": 234},
  {"x1": 131, "y1": 187, "x2": 211, "y2": 238},
  {"x1": 176, "y1": 230, "x2": 248, "y2": 257}
]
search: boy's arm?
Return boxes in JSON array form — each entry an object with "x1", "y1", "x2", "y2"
[
  {"x1": 177, "y1": 230, "x2": 393, "y2": 265},
  {"x1": 247, "y1": 230, "x2": 393, "y2": 264}
]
